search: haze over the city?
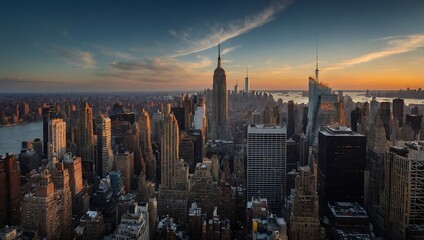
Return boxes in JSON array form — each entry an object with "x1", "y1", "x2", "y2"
[{"x1": 1, "y1": 0, "x2": 423, "y2": 92}]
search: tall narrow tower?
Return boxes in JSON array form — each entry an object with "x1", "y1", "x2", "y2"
[
  {"x1": 245, "y1": 67, "x2": 250, "y2": 94},
  {"x1": 211, "y1": 42, "x2": 229, "y2": 140},
  {"x1": 78, "y1": 100, "x2": 94, "y2": 182},
  {"x1": 48, "y1": 118, "x2": 67, "y2": 160},
  {"x1": 101, "y1": 117, "x2": 113, "y2": 177},
  {"x1": 315, "y1": 39, "x2": 319, "y2": 82},
  {"x1": 160, "y1": 111, "x2": 180, "y2": 188}
]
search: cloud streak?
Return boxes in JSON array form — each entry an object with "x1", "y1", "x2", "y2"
[
  {"x1": 221, "y1": 45, "x2": 241, "y2": 55},
  {"x1": 170, "y1": 0, "x2": 292, "y2": 57},
  {"x1": 94, "y1": 45, "x2": 132, "y2": 60},
  {"x1": 324, "y1": 33, "x2": 424, "y2": 71},
  {"x1": 51, "y1": 46, "x2": 96, "y2": 68}
]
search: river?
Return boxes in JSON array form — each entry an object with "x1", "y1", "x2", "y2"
[
  {"x1": 0, "y1": 121, "x2": 43, "y2": 154},
  {"x1": 270, "y1": 91, "x2": 424, "y2": 105}
]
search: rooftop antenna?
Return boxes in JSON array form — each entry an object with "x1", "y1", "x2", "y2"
[
  {"x1": 246, "y1": 66, "x2": 249, "y2": 78},
  {"x1": 217, "y1": 39, "x2": 221, "y2": 68},
  {"x1": 315, "y1": 37, "x2": 319, "y2": 82}
]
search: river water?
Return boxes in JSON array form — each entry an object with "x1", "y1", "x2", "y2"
[
  {"x1": 0, "y1": 121, "x2": 43, "y2": 154},
  {"x1": 1, "y1": 92, "x2": 423, "y2": 154},
  {"x1": 270, "y1": 91, "x2": 424, "y2": 106}
]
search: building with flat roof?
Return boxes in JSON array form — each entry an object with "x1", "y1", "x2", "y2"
[
  {"x1": 318, "y1": 126, "x2": 366, "y2": 212},
  {"x1": 327, "y1": 202, "x2": 370, "y2": 239},
  {"x1": 381, "y1": 141, "x2": 424, "y2": 240},
  {"x1": 247, "y1": 124, "x2": 287, "y2": 214}
]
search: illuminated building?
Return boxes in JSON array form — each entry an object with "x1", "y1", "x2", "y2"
[{"x1": 247, "y1": 124, "x2": 287, "y2": 214}]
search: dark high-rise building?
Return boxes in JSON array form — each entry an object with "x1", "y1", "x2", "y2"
[
  {"x1": 211, "y1": 43, "x2": 229, "y2": 140},
  {"x1": 318, "y1": 126, "x2": 366, "y2": 212},
  {"x1": 183, "y1": 94, "x2": 193, "y2": 132},
  {"x1": 302, "y1": 106, "x2": 308, "y2": 133},
  {"x1": 274, "y1": 106, "x2": 281, "y2": 125},
  {"x1": 406, "y1": 114, "x2": 422, "y2": 136},
  {"x1": 379, "y1": 102, "x2": 391, "y2": 140},
  {"x1": 179, "y1": 133, "x2": 195, "y2": 173},
  {"x1": 42, "y1": 103, "x2": 57, "y2": 157},
  {"x1": 0, "y1": 154, "x2": 21, "y2": 228},
  {"x1": 78, "y1": 101, "x2": 95, "y2": 182},
  {"x1": 393, "y1": 98, "x2": 404, "y2": 127},
  {"x1": 91, "y1": 177, "x2": 118, "y2": 234},
  {"x1": 287, "y1": 100, "x2": 295, "y2": 138},
  {"x1": 171, "y1": 106, "x2": 185, "y2": 132},
  {"x1": 286, "y1": 139, "x2": 298, "y2": 173},
  {"x1": 350, "y1": 107, "x2": 361, "y2": 133}
]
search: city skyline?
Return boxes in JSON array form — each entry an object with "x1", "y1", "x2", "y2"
[{"x1": 1, "y1": 0, "x2": 424, "y2": 92}]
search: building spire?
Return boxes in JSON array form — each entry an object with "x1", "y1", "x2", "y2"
[
  {"x1": 315, "y1": 37, "x2": 319, "y2": 82},
  {"x1": 217, "y1": 39, "x2": 221, "y2": 68},
  {"x1": 246, "y1": 66, "x2": 248, "y2": 78}
]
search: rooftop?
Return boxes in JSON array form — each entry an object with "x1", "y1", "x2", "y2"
[
  {"x1": 320, "y1": 126, "x2": 364, "y2": 137},
  {"x1": 329, "y1": 202, "x2": 368, "y2": 219}
]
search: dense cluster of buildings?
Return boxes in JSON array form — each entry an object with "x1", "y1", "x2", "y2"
[{"x1": 1, "y1": 44, "x2": 424, "y2": 240}]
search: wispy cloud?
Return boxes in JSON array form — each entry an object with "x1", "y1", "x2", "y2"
[
  {"x1": 94, "y1": 45, "x2": 132, "y2": 60},
  {"x1": 221, "y1": 45, "x2": 242, "y2": 55},
  {"x1": 324, "y1": 33, "x2": 424, "y2": 71},
  {"x1": 170, "y1": 0, "x2": 292, "y2": 57},
  {"x1": 111, "y1": 55, "x2": 212, "y2": 72},
  {"x1": 51, "y1": 46, "x2": 96, "y2": 68},
  {"x1": 107, "y1": 55, "x2": 212, "y2": 86}
]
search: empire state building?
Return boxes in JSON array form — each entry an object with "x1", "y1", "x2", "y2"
[{"x1": 211, "y1": 43, "x2": 229, "y2": 140}]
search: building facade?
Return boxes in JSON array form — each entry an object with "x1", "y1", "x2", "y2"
[
  {"x1": 247, "y1": 124, "x2": 287, "y2": 214},
  {"x1": 48, "y1": 118, "x2": 67, "y2": 160},
  {"x1": 211, "y1": 43, "x2": 229, "y2": 140},
  {"x1": 289, "y1": 166, "x2": 321, "y2": 240},
  {"x1": 318, "y1": 126, "x2": 366, "y2": 212}
]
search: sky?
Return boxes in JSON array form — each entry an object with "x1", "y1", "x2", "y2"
[{"x1": 0, "y1": 0, "x2": 423, "y2": 92}]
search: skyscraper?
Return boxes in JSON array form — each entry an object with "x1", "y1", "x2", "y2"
[
  {"x1": 101, "y1": 117, "x2": 113, "y2": 177},
  {"x1": 193, "y1": 96, "x2": 207, "y2": 136},
  {"x1": 139, "y1": 109, "x2": 156, "y2": 182},
  {"x1": 365, "y1": 113, "x2": 387, "y2": 226},
  {"x1": 211, "y1": 43, "x2": 229, "y2": 140},
  {"x1": 0, "y1": 154, "x2": 21, "y2": 228},
  {"x1": 379, "y1": 102, "x2": 392, "y2": 140},
  {"x1": 318, "y1": 126, "x2": 366, "y2": 211},
  {"x1": 114, "y1": 151, "x2": 134, "y2": 192},
  {"x1": 42, "y1": 103, "x2": 57, "y2": 157},
  {"x1": 382, "y1": 142, "x2": 424, "y2": 240},
  {"x1": 306, "y1": 56, "x2": 332, "y2": 147},
  {"x1": 287, "y1": 100, "x2": 295, "y2": 138},
  {"x1": 78, "y1": 101, "x2": 94, "y2": 182},
  {"x1": 369, "y1": 97, "x2": 379, "y2": 129},
  {"x1": 244, "y1": 67, "x2": 250, "y2": 94},
  {"x1": 289, "y1": 166, "x2": 321, "y2": 240},
  {"x1": 247, "y1": 124, "x2": 287, "y2": 214},
  {"x1": 48, "y1": 118, "x2": 67, "y2": 160},
  {"x1": 157, "y1": 110, "x2": 189, "y2": 223},
  {"x1": 393, "y1": 98, "x2": 404, "y2": 127},
  {"x1": 308, "y1": 93, "x2": 340, "y2": 147},
  {"x1": 350, "y1": 107, "x2": 361, "y2": 133},
  {"x1": 21, "y1": 158, "x2": 72, "y2": 239}
]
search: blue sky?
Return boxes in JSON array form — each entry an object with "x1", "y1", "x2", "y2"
[{"x1": 1, "y1": 0, "x2": 423, "y2": 92}]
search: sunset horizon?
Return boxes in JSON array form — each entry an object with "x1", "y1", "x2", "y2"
[{"x1": 1, "y1": 0, "x2": 423, "y2": 92}]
